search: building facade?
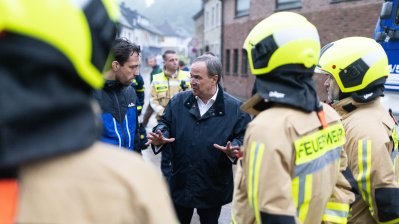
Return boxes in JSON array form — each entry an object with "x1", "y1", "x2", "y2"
[
  {"x1": 156, "y1": 21, "x2": 192, "y2": 59},
  {"x1": 222, "y1": 0, "x2": 382, "y2": 100},
  {"x1": 204, "y1": 0, "x2": 223, "y2": 58},
  {"x1": 193, "y1": 8, "x2": 204, "y2": 57},
  {"x1": 119, "y1": 3, "x2": 163, "y2": 60}
]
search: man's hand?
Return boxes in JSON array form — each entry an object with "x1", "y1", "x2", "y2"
[
  {"x1": 213, "y1": 141, "x2": 241, "y2": 158},
  {"x1": 146, "y1": 130, "x2": 175, "y2": 146}
]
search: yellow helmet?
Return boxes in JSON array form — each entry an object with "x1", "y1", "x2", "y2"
[
  {"x1": 243, "y1": 12, "x2": 320, "y2": 75},
  {"x1": 0, "y1": 0, "x2": 120, "y2": 89},
  {"x1": 317, "y1": 37, "x2": 389, "y2": 93}
]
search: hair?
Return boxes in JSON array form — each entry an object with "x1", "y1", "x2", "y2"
[
  {"x1": 178, "y1": 60, "x2": 186, "y2": 67},
  {"x1": 162, "y1": 50, "x2": 176, "y2": 61},
  {"x1": 192, "y1": 54, "x2": 221, "y2": 83},
  {"x1": 113, "y1": 38, "x2": 140, "y2": 66}
]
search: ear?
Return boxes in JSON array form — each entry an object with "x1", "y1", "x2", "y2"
[
  {"x1": 212, "y1": 75, "x2": 219, "y2": 84},
  {"x1": 111, "y1": 61, "x2": 119, "y2": 71}
]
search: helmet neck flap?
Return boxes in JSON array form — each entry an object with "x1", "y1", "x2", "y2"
[
  {"x1": 0, "y1": 34, "x2": 101, "y2": 169},
  {"x1": 339, "y1": 77, "x2": 386, "y2": 103},
  {"x1": 255, "y1": 65, "x2": 321, "y2": 112}
]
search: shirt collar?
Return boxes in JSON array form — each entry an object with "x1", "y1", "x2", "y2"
[{"x1": 196, "y1": 85, "x2": 218, "y2": 104}]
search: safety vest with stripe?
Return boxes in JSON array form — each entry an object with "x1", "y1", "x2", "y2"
[
  {"x1": 150, "y1": 70, "x2": 190, "y2": 115},
  {"x1": 152, "y1": 70, "x2": 190, "y2": 93}
]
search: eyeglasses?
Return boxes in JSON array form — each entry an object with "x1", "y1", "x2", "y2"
[{"x1": 190, "y1": 76, "x2": 201, "y2": 84}]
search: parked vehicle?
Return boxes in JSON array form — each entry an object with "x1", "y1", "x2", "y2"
[{"x1": 374, "y1": 0, "x2": 399, "y2": 120}]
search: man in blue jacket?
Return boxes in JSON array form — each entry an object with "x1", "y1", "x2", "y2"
[
  {"x1": 94, "y1": 38, "x2": 140, "y2": 152},
  {"x1": 147, "y1": 54, "x2": 251, "y2": 224}
]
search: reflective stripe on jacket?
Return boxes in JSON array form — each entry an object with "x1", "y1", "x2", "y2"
[
  {"x1": 150, "y1": 70, "x2": 190, "y2": 119},
  {"x1": 232, "y1": 103, "x2": 354, "y2": 224},
  {"x1": 333, "y1": 97, "x2": 399, "y2": 224}
]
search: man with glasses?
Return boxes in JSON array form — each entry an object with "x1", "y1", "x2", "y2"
[
  {"x1": 149, "y1": 50, "x2": 191, "y2": 180},
  {"x1": 147, "y1": 54, "x2": 251, "y2": 224}
]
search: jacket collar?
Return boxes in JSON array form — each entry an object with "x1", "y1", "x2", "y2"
[
  {"x1": 333, "y1": 97, "x2": 381, "y2": 119},
  {"x1": 104, "y1": 80, "x2": 124, "y2": 90},
  {"x1": 184, "y1": 84, "x2": 225, "y2": 120}
]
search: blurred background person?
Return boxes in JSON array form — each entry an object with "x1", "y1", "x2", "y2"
[
  {"x1": 142, "y1": 56, "x2": 163, "y2": 128},
  {"x1": 131, "y1": 73, "x2": 148, "y2": 151},
  {"x1": 148, "y1": 56, "x2": 163, "y2": 83},
  {"x1": 179, "y1": 60, "x2": 189, "y2": 71}
]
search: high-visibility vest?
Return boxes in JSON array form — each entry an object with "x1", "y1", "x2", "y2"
[{"x1": 152, "y1": 70, "x2": 190, "y2": 93}]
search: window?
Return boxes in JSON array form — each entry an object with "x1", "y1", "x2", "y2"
[
  {"x1": 233, "y1": 49, "x2": 239, "y2": 75},
  {"x1": 225, "y1": 49, "x2": 231, "y2": 73},
  {"x1": 276, "y1": 0, "x2": 301, "y2": 11},
  {"x1": 212, "y1": 7, "x2": 215, "y2": 27},
  {"x1": 215, "y1": 44, "x2": 220, "y2": 58},
  {"x1": 205, "y1": 11, "x2": 209, "y2": 30},
  {"x1": 241, "y1": 49, "x2": 248, "y2": 75},
  {"x1": 216, "y1": 3, "x2": 220, "y2": 26},
  {"x1": 235, "y1": 0, "x2": 250, "y2": 17}
]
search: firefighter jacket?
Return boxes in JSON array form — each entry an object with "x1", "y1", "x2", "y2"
[
  {"x1": 131, "y1": 74, "x2": 145, "y2": 116},
  {"x1": 333, "y1": 97, "x2": 399, "y2": 224},
  {"x1": 150, "y1": 70, "x2": 190, "y2": 120},
  {"x1": 232, "y1": 103, "x2": 354, "y2": 224},
  {"x1": 16, "y1": 142, "x2": 178, "y2": 224},
  {"x1": 152, "y1": 88, "x2": 251, "y2": 208},
  {"x1": 93, "y1": 80, "x2": 139, "y2": 152}
]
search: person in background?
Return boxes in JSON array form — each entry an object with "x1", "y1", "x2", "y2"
[
  {"x1": 0, "y1": 0, "x2": 177, "y2": 223},
  {"x1": 148, "y1": 56, "x2": 163, "y2": 83},
  {"x1": 131, "y1": 73, "x2": 148, "y2": 150},
  {"x1": 147, "y1": 54, "x2": 251, "y2": 224},
  {"x1": 132, "y1": 74, "x2": 145, "y2": 116},
  {"x1": 316, "y1": 36, "x2": 399, "y2": 224},
  {"x1": 232, "y1": 12, "x2": 354, "y2": 224},
  {"x1": 179, "y1": 60, "x2": 189, "y2": 71},
  {"x1": 149, "y1": 50, "x2": 191, "y2": 181},
  {"x1": 142, "y1": 56, "x2": 163, "y2": 128},
  {"x1": 93, "y1": 38, "x2": 141, "y2": 152}
]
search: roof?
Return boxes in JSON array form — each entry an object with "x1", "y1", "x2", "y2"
[
  {"x1": 119, "y1": 2, "x2": 163, "y2": 36},
  {"x1": 157, "y1": 21, "x2": 180, "y2": 37},
  {"x1": 193, "y1": 8, "x2": 204, "y2": 20}
]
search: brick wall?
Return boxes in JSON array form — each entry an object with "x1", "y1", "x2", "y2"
[{"x1": 222, "y1": 0, "x2": 382, "y2": 100}]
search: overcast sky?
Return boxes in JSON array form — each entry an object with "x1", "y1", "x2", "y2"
[{"x1": 119, "y1": 0, "x2": 201, "y2": 34}]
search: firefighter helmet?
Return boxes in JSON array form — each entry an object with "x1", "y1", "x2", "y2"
[
  {"x1": 316, "y1": 37, "x2": 389, "y2": 93},
  {"x1": 0, "y1": 0, "x2": 119, "y2": 89},
  {"x1": 243, "y1": 12, "x2": 320, "y2": 75}
]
